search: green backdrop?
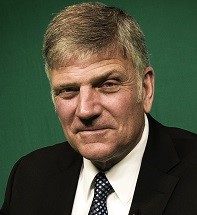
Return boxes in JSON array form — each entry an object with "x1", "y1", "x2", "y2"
[{"x1": 0, "y1": 0, "x2": 197, "y2": 206}]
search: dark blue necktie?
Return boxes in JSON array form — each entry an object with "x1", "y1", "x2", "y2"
[{"x1": 88, "y1": 172, "x2": 113, "y2": 215}]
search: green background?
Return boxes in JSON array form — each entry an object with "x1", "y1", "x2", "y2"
[{"x1": 0, "y1": 0, "x2": 197, "y2": 206}]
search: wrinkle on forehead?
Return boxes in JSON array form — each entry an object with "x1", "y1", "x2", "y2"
[
  {"x1": 55, "y1": 47, "x2": 130, "y2": 69},
  {"x1": 57, "y1": 59, "x2": 129, "y2": 75},
  {"x1": 50, "y1": 54, "x2": 136, "y2": 91},
  {"x1": 51, "y1": 59, "x2": 130, "y2": 84}
]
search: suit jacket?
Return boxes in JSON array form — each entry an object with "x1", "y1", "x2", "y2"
[{"x1": 1, "y1": 115, "x2": 197, "y2": 215}]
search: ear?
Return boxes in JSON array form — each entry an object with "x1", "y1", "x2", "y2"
[{"x1": 142, "y1": 67, "x2": 154, "y2": 113}]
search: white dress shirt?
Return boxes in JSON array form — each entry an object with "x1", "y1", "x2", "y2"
[{"x1": 71, "y1": 115, "x2": 149, "y2": 215}]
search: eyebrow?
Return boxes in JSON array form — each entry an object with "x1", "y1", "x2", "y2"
[
  {"x1": 91, "y1": 70, "x2": 121, "y2": 86},
  {"x1": 52, "y1": 69, "x2": 123, "y2": 91}
]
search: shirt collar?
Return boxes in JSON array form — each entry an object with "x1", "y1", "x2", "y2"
[
  {"x1": 81, "y1": 114, "x2": 149, "y2": 205},
  {"x1": 82, "y1": 157, "x2": 99, "y2": 199}
]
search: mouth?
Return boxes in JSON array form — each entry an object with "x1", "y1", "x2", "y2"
[
  {"x1": 77, "y1": 128, "x2": 111, "y2": 135},
  {"x1": 79, "y1": 128, "x2": 109, "y2": 132}
]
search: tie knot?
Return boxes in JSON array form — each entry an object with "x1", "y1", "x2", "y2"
[
  {"x1": 94, "y1": 172, "x2": 113, "y2": 200},
  {"x1": 88, "y1": 172, "x2": 113, "y2": 215}
]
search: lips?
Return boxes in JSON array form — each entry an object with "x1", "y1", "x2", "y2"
[
  {"x1": 71, "y1": 120, "x2": 116, "y2": 134},
  {"x1": 77, "y1": 127, "x2": 110, "y2": 133},
  {"x1": 77, "y1": 129, "x2": 111, "y2": 140},
  {"x1": 73, "y1": 124, "x2": 114, "y2": 134}
]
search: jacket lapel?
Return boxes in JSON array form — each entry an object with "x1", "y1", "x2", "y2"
[
  {"x1": 40, "y1": 145, "x2": 83, "y2": 215},
  {"x1": 129, "y1": 115, "x2": 180, "y2": 215}
]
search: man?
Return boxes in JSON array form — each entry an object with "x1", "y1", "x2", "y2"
[{"x1": 1, "y1": 2, "x2": 197, "y2": 215}]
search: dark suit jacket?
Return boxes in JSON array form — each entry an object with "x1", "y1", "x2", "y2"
[{"x1": 1, "y1": 115, "x2": 197, "y2": 215}]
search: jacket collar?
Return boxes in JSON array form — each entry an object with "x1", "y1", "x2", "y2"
[{"x1": 129, "y1": 115, "x2": 180, "y2": 215}]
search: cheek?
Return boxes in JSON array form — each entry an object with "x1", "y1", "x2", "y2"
[
  {"x1": 104, "y1": 90, "x2": 139, "y2": 117},
  {"x1": 105, "y1": 92, "x2": 144, "y2": 133},
  {"x1": 55, "y1": 99, "x2": 76, "y2": 125}
]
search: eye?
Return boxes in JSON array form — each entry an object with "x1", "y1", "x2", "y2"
[
  {"x1": 99, "y1": 80, "x2": 121, "y2": 93},
  {"x1": 103, "y1": 82, "x2": 116, "y2": 87},
  {"x1": 53, "y1": 86, "x2": 79, "y2": 99}
]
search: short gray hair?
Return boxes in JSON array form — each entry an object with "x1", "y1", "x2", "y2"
[{"x1": 43, "y1": 2, "x2": 150, "y2": 97}]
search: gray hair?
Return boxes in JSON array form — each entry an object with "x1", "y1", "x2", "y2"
[{"x1": 43, "y1": 2, "x2": 150, "y2": 97}]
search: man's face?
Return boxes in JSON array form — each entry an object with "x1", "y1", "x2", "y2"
[{"x1": 50, "y1": 54, "x2": 154, "y2": 170}]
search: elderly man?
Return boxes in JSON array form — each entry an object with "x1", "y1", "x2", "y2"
[{"x1": 1, "y1": 2, "x2": 197, "y2": 215}]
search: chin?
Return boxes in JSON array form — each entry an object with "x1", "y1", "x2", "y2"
[{"x1": 80, "y1": 143, "x2": 115, "y2": 162}]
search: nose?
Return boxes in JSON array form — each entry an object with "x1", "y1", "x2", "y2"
[{"x1": 75, "y1": 86, "x2": 102, "y2": 120}]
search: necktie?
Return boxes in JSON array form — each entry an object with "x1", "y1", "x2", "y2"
[{"x1": 88, "y1": 172, "x2": 113, "y2": 215}]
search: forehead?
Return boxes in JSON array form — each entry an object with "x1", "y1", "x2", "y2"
[{"x1": 51, "y1": 55, "x2": 134, "y2": 85}]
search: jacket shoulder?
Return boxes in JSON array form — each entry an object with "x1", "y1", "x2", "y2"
[
  {"x1": 166, "y1": 127, "x2": 197, "y2": 160},
  {"x1": 147, "y1": 114, "x2": 197, "y2": 161},
  {"x1": 167, "y1": 126, "x2": 197, "y2": 139},
  {"x1": 16, "y1": 142, "x2": 82, "y2": 177}
]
